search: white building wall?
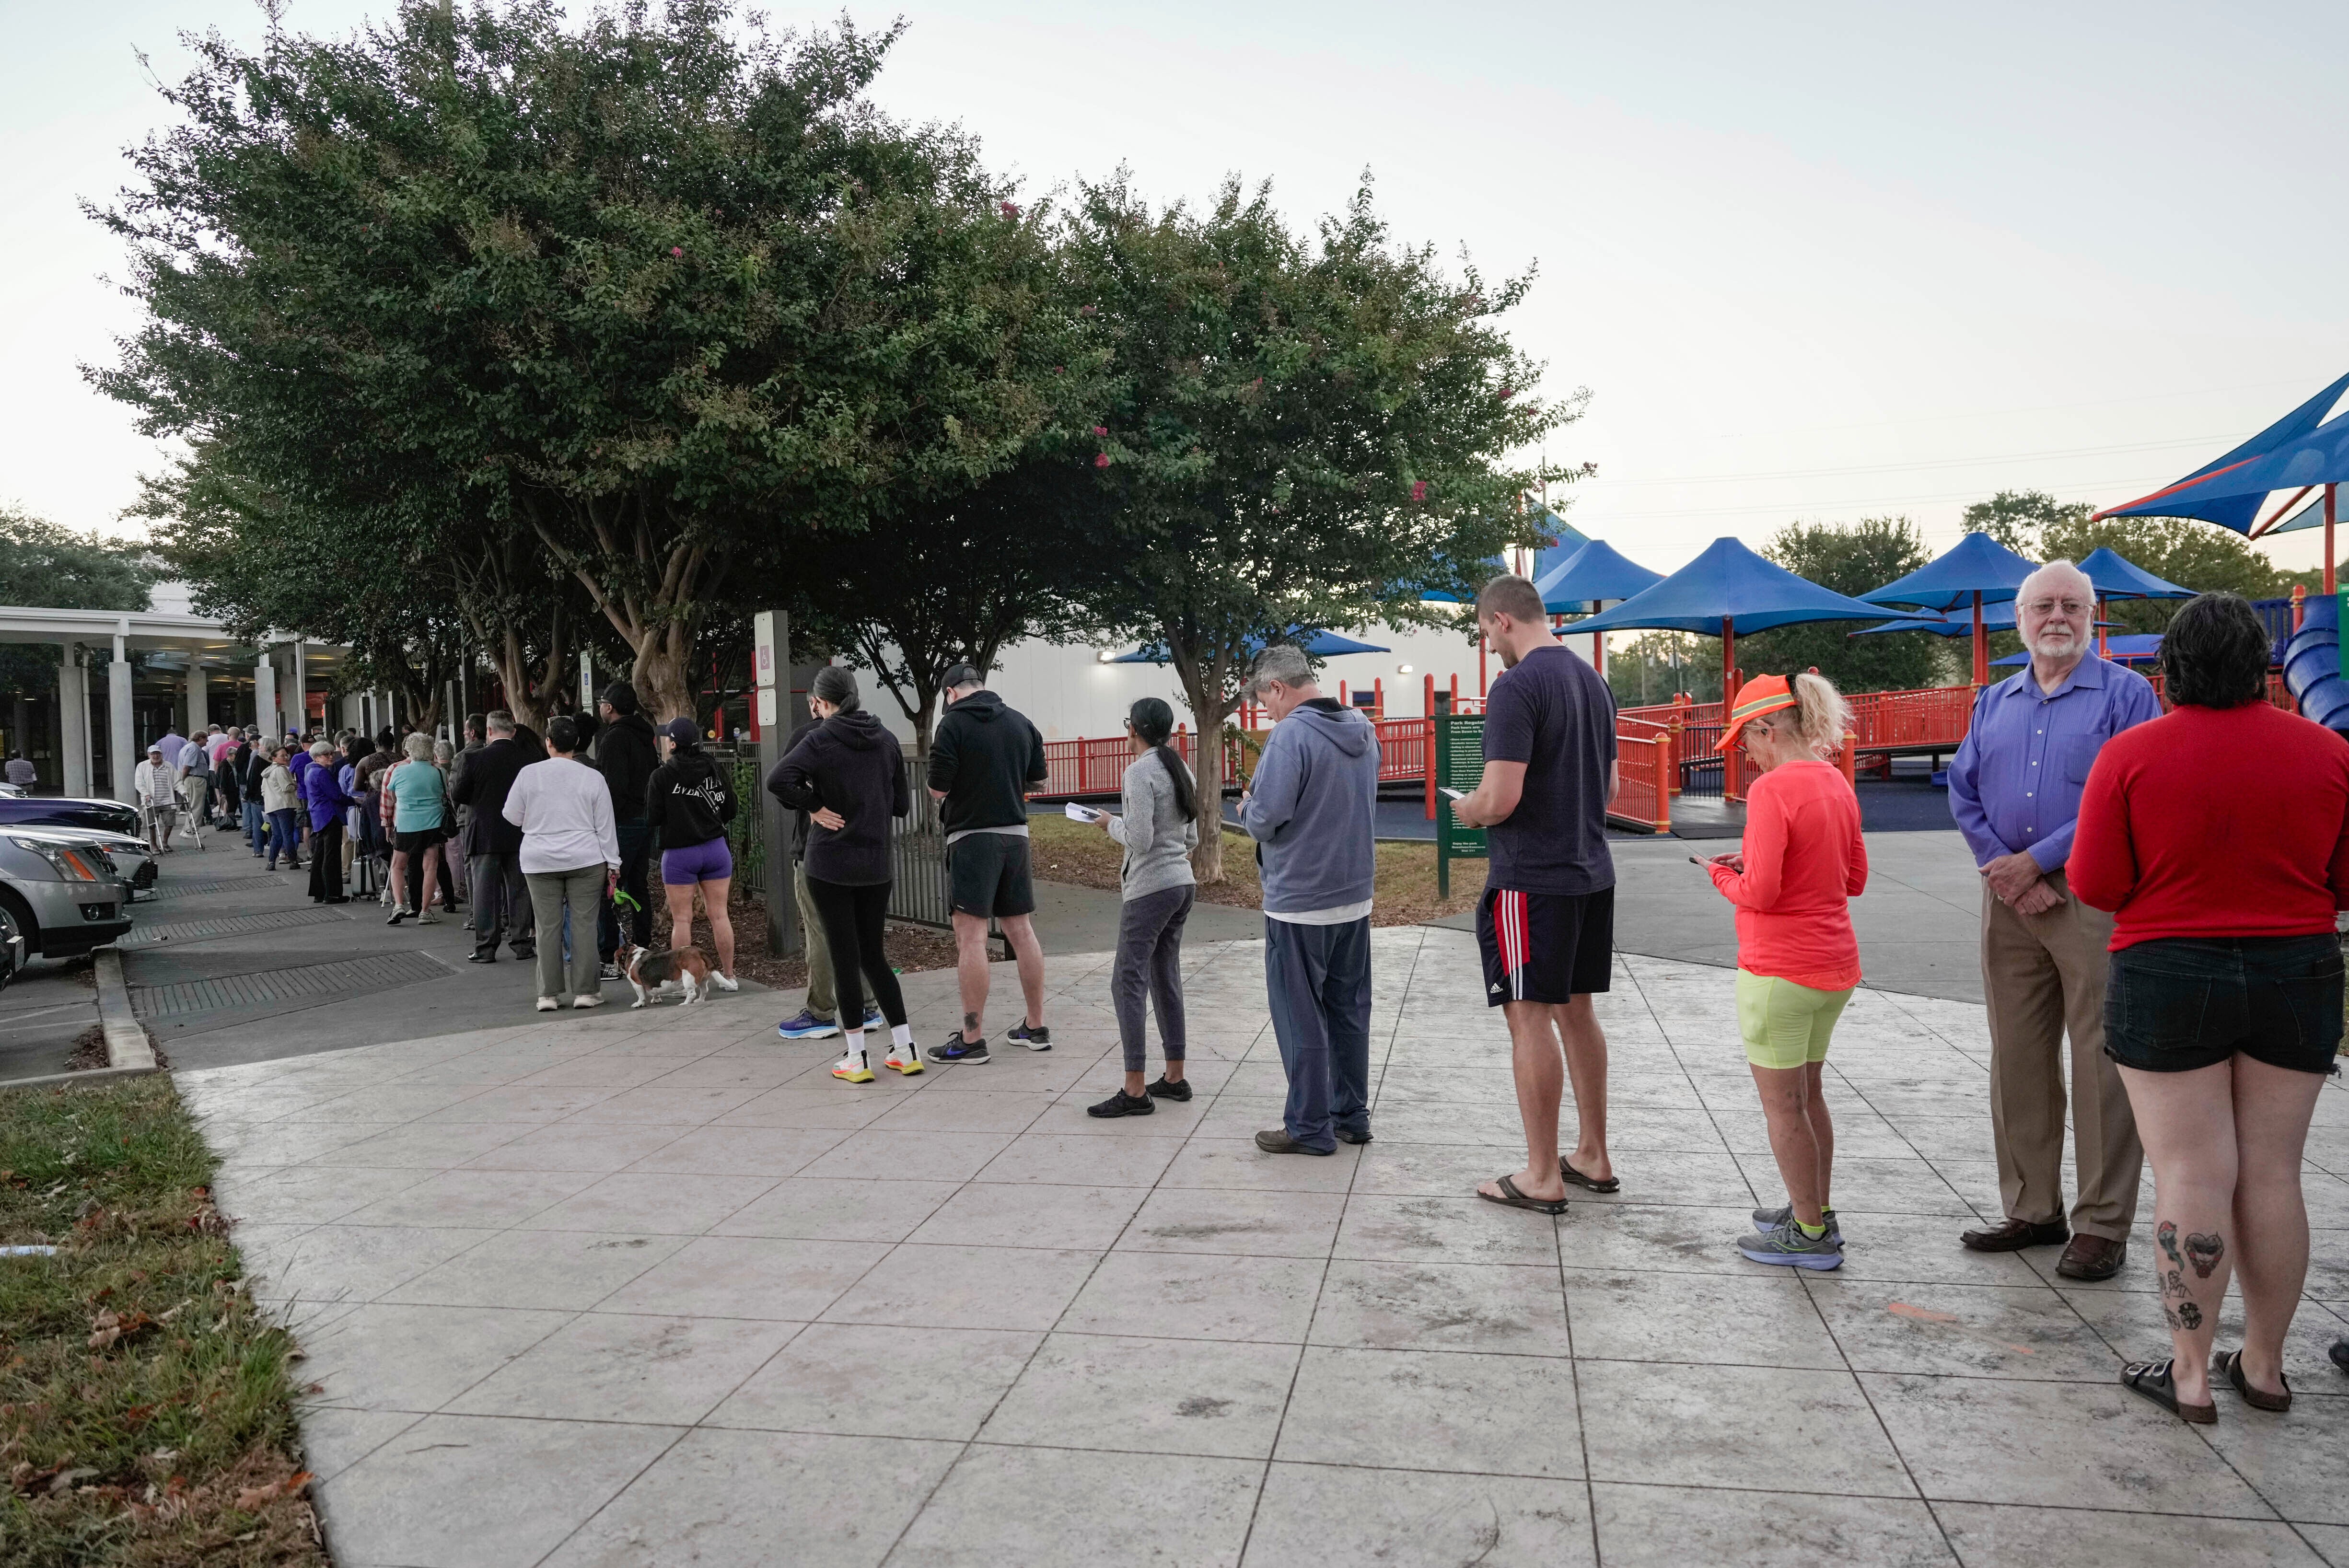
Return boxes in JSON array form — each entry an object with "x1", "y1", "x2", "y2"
[{"x1": 862, "y1": 618, "x2": 1597, "y2": 748}]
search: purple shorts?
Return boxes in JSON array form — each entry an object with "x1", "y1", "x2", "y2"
[{"x1": 660, "y1": 836, "x2": 733, "y2": 886}]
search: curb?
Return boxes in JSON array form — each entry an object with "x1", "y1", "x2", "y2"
[
  {"x1": 0, "y1": 1064, "x2": 159, "y2": 1092},
  {"x1": 93, "y1": 949, "x2": 158, "y2": 1071}
]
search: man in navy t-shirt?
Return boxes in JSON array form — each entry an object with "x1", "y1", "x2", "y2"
[{"x1": 1450, "y1": 572, "x2": 1621, "y2": 1213}]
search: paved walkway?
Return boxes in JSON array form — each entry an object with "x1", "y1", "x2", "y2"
[{"x1": 179, "y1": 930, "x2": 2349, "y2": 1567}]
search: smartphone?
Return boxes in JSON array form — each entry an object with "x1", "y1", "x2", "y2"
[{"x1": 1688, "y1": 855, "x2": 1706, "y2": 866}]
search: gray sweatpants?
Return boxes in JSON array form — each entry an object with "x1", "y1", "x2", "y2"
[
  {"x1": 1114, "y1": 885, "x2": 1193, "y2": 1072},
  {"x1": 527, "y1": 864, "x2": 605, "y2": 1003},
  {"x1": 1265, "y1": 914, "x2": 1372, "y2": 1153}
]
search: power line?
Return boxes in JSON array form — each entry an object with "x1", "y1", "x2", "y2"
[{"x1": 1577, "y1": 432, "x2": 2233, "y2": 489}]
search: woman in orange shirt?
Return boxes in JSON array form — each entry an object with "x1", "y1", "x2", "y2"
[{"x1": 1704, "y1": 672, "x2": 1869, "y2": 1270}]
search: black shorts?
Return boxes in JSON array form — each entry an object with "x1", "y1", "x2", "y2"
[
  {"x1": 948, "y1": 831, "x2": 1036, "y2": 918},
  {"x1": 1478, "y1": 885, "x2": 1614, "y2": 1006},
  {"x1": 2104, "y1": 933, "x2": 2344, "y2": 1076},
  {"x1": 394, "y1": 829, "x2": 442, "y2": 855}
]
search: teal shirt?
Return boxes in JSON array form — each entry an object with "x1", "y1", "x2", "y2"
[{"x1": 386, "y1": 760, "x2": 446, "y2": 833}]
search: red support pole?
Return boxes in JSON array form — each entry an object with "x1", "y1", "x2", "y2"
[
  {"x1": 1970, "y1": 591, "x2": 1988, "y2": 687},
  {"x1": 1373, "y1": 677, "x2": 1383, "y2": 718},
  {"x1": 1722, "y1": 616, "x2": 1741, "y2": 803},
  {"x1": 2327, "y1": 485, "x2": 2338, "y2": 597},
  {"x1": 1338, "y1": 679, "x2": 1349, "y2": 709},
  {"x1": 1478, "y1": 635, "x2": 1488, "y2": 698},
  {"x1": 2096, "y1": 596, "x2": 2108, "y2": 658},
  {"x1": 1423, "y1": 672, "x2": 1434, "y2": 718}
]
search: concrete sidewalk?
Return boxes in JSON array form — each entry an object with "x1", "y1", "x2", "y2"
[{"x1": 180, "y1": 930, "x2": 2349, "y2": 1568}]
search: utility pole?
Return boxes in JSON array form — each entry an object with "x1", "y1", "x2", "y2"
[{"x1": 752, "y1": 612, "x2": 801, "y2": 959}]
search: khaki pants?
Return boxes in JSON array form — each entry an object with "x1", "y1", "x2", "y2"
[
  {"x1": 793, "y1": 859, "x2": 835, "y2": 1021},
  {"x1": 1981, "y1": 871, "x2": 2143, "y2": 1240}
]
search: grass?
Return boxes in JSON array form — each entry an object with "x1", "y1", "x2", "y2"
[
  {"x1": 0, "y1": 1076, "x2": 325, "y2": 1567},
  {"x1": 1027, "y1": 812, "x2": 1485, "y2": 925}
]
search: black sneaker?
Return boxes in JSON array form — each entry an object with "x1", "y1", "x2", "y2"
[
  {"x1": 930, "y1": 1033, "x2": 990, "y2": 1065},
  {"x1": 1144, "y1": 1075, "x2": 1192, "y2": 1102},
  {"x1": 1007, "y1": 1022, "x2": 1051, "y2": 1051},
  {"x1": 1087, "y1": 1089, "x2": 1156, "y2": 1118},
  {"x1": 1336, "y1": 1125, "x2": 1372, "y2": 1145}
]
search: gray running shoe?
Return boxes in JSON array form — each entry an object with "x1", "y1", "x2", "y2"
[
  {"x1": 1752, "y1": 1205, "x2": 1841, "y2": 1241},
  {"x1": 1737, "y1": 1217, "x2": 1844, "y2": 1270}
]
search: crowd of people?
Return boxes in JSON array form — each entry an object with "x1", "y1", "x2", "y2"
[
  {"x1": 132, "y1": 681, "x2": 742, "y2": 1011},
  {"x1": 119, "y1": 562, "x2": 2349, "y2": 1412}
]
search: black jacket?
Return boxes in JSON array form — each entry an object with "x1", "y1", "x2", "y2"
[
  {"x1": 645, "y1": 747, "x2": 734, "y2": 849},
  {"x1": 594, "y1": 712, "x2": 659, "y2": 824},
  {"x1": 926, "y1": 690, "x2": 1048, "y2": 837},
  {"x1": 449, "y1": 737, "x2": 527, "y2": 857},
  {"x1": 771, "y1": 711, "x2": 908, "y2": 885}
]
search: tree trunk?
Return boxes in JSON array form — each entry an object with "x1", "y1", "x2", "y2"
[
  {"x1": 629, "y1": 630, "x2": 697, "y2": 729},
  {"x1": 1171, "y1": 647, "x2": 1234, "y2": 884}
]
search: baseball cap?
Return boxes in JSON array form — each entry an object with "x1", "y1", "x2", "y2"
[
  {"x1": 941, "y1": 662, "x2": 984, "y2": 690},
  {"x1": 661, "y1": 717, "x2": 700, "y2": 744}
]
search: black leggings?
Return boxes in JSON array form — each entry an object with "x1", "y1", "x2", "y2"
[{"x1": 804, "y1": 875, "x2": 907, "y2": 1032}]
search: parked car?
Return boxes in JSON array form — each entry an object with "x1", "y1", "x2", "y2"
[
  {"x1": 0, "y1": 828, "x2": 135, "y2": 959},
  {"x1": 0, "y1": 796, "x2": 142, "y2": 838}
]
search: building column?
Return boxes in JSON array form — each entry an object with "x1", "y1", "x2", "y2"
[
  {"x1": 187, "y1": 662, "x2": 209, "y2": 738},
  {"x1": 108, "y1": 632, "x2": 135, "y2": 805},
  {"x1": 59, "y1": 648, "x2": 90, "y2": 797},
  {"x1": 254, "y1": 649, "x2": 278, "y2": 741},
  {"x1": 293, "y1": 643, "x2": 307, "y2": 736}
]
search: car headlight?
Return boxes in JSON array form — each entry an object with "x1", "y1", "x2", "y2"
[{"x1": 8, "y1": 837, "x2": 104, "y2": 882}]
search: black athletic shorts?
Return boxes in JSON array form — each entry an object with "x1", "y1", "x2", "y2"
[
  {"x1": 2104, "y1": 933, "x2": 2344, "y2": 1076},
  {"x1": 948, "y1": 831, "x2": 1036, "y2": 918},
  {"x1": 1478, "y1": 885, "x2": 1614, "y2": 1006},
  {"x1": 393, "y1": 829, "x2": 442, "y2": 856}
]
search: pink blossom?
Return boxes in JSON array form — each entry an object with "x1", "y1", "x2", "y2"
[
  {"x1": 1094, "y1": 453, "x2": 1110, "y2": 468},
  {"x1": 1000, "y1": 201, "x2": 1021, "y2": 219},
  {"x1": 1093, "y1": 425, "x2": 1108, "y2": 436},
  {"x1": 1498, "y1": 386, "x2": 1514, "y2": 399},
  {"x1": 1411, "y1": 480, "x2": 1427, "y2": 502},
  {"x1": 670, "y1": 246, "x2": 683, "y2": 257}
]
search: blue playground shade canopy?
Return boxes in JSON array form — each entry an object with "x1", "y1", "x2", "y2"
[
  {"x1": 1994, "y1": 635, "x2": 2162, "y2": 667},
  {"x1": 1418, "y1": 508, "x2": 1588, "y2": 603},
  {"x1": 1106, "y1": 629, "x2": 1390, "y2": 664},
  {"x1": 1854, "y1": 602, "x2": 2021, "y2": 637},
  {"x1": 2073, "y1": 546, "x2": 2193, "y2": 601},
  {"x1": 2263, "y1": 487, "x2": 2329, "y2": 535},
  {"x1": 1571, "y1": 536, "x2": 1911, "y2": 638},
  {"x1": 2094, "y1": 373, "x2": 2349, "y2": 532},
  {"x1": 1860, "y1": 531, "x2": 2038, "y2": 612},
  {"x1": 1534, "y1": 539, "x2": 1666, "y2": 616}
]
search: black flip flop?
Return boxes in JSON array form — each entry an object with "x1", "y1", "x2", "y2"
[
  {"x1": 1478, "y1": 1173, "x2": 1567, "y2": 1215},
  {"x1": 2213, "y1": 1348, "x2": 2291, "y2": 1412},
  {"x1": 2121, "y1": 1358, "x2": 2216, "y2": 1425},
  {"x1": 2331, "y1": 1338, "x2": 2349, "y2": 1376},
  {"x1": 1560, "y1": 1158, "x2": 1620, "y2": 1194}
]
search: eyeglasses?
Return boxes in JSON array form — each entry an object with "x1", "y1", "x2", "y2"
[{"x1": 2020, "y1": 598, "x2": 2090, "y2": 616}]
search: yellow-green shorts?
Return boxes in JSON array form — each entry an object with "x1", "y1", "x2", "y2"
[{"x1": 1735, "y1": 968, "x2": 1854, "y2": 1070}]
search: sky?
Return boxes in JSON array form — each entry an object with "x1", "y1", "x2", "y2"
[{"x1": 4, "y1": 0, "x2": 2347, "y2": 576}]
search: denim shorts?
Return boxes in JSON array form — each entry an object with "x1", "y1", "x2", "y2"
[{"x1": 2104, "y1": 934, "x2": 2345, "y2": 1076}]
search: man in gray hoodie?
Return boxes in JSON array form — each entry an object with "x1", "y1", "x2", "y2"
[{"x1": 1237, "y1": 644, "x2": 1381, "y2": 1155}]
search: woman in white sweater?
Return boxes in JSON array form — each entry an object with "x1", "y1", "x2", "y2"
[{"x1": 502, "y1": 714, "x2": 620, "y2": 1011}]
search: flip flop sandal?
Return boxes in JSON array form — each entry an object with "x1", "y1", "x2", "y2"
[
  {"x1": 2213, "y1": 1349, "x2": 2291, "y2": 1412},
  {"x1": 2121, "y1": 1358, "x2": 2216, "y2": 1425},
  {"x1": 2332, "y1": 1339, "x2": 2349, "y2": 1376},
  {"x1": 1560, "y1": 1158, "x2": 1620, "y2": 1194},
  {"x1": 1478, "y1": 1173, "x2": 1568, "y2": 1215}
]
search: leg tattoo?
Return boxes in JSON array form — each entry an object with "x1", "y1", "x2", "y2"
[
  {"x1": 2157, "y1": 1220, "x2": 2182, "y2": 1266},
  {"x1": 2183, "y1": 1231, "x2": 2223, "y2": 1279}
]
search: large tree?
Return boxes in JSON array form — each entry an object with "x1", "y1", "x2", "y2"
[
  {"x1": 1066, "y1": 174, "x2": 1579, "y2": 877},
  {"x1": 0, "y1": 506, "x2": 155, "y2": 706},
  {"x1": 1738, "y1": 516, "x2": 1941, "y2": 692}
]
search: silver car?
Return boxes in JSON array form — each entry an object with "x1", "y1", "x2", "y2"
[{"x1": 0, "y1": 827, "x2": 136, "y2": 959}]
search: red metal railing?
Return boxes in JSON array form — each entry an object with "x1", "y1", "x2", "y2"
[
  {"x1": 1612, "y1": 718, "x2": 1673, "y2": 832},
  {"x1": 1033, "y1": 719, "x2": 1431, "y2": 800}
]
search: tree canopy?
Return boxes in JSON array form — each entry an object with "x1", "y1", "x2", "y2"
[{"x1": 1738, "y1": 516, "x2": 1942, "y2": 693}]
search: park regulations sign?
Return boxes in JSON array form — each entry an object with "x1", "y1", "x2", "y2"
[{"x1": 1435, "y1": 713, "x2": 1488, "y2": 899}]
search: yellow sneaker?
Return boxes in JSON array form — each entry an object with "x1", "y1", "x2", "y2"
[
  {"x1": 883, "y1": 1051, "x2": 924, "y2": 1076},
  {"x1": 831, "y1": 1053, "x2": 874, "y2": 1084}
]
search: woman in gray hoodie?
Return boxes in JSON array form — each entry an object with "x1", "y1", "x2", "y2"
[{"x1": 1086, "y1": 698, "x2": 1201, "y2": 1118}]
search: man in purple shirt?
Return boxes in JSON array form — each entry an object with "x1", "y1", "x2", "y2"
[{"x1": 1948, "y1": 559, "x2": 2160, "y2": 1279}]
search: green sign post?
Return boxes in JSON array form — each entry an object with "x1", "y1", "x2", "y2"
[
  {"x1": 1434, "y1": 712, "x2": 1488, "y2": 899},
  {"x1": 2339, "y1": 591, "x2": 2349, "y2": 680}
]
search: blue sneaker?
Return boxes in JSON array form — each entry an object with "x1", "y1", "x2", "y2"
[
  {"x1": 1753, "y1": 1205, "x2": 1841, "y2": 1242},
  {"x1": 928, "y1": 1032, "x2": 990, "y2": 1065},
  {"x1": 1006, "y1": 1021, "x2": 1051, "y2": 1051},
  {"x1": 776, "y1": 1009, "x2": 841, "y2": 1040},
  {"x1": 1736, "y1": 1217, "x2": 1844, "y2": 1270},
  {"x1": 861, "y1": 1008, "x2": 885, "y2": 1031}
]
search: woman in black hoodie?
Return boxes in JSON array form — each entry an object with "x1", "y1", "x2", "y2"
[
  {"x1": 645, "y1": 717, "x2": 740, "y2": 989},
  {"x1": 770, "y1": 667, "x2": 912, "y2": 1083}
]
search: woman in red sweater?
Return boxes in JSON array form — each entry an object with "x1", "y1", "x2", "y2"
[
  {"x1": 2070, "y1": 592, "x2": 2349, "y2": 1424},
  {"x1": 1704, "y1": 671, "x2": 1868, "y2": 1270}
]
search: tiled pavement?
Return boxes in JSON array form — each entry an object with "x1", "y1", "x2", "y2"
[{"x1": 179, "y1": 929, "x2": 2349, "y2": 1568}]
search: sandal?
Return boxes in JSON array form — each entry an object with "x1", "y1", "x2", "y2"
[
  {"x1": 2213, "y1": 1348, "x2": 2291, "y2": 1412},
  {"x1": 1561, "y1": 1158, "x2": 1620, "y2": 1194},
  {"x1": 2121, "y1": 1358, "x2": 2216, "y2": 1425},
  {"x1": 1477, "y1": 1173, "x2": 1567, "y2": 1215}
]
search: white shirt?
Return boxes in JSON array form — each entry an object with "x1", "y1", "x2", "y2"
[
  {"x1": 133, "y1": 760, "x2": 175, "y2": 808},
  {"x1": 502, "y1": 755, "x2": 620, "y2": 875}
]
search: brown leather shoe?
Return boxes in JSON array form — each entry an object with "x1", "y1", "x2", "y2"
[
  {"x1": 1960, "y1": 1217, "x2": 2070, "y2": 1252},
  {"x1": 2056, "y1": 1234, "x2": 2128, "y2": 1280}
]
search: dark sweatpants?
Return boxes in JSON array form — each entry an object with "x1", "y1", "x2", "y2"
[
  {"x1": 1115, "y1": 885, "x2": 1193, "y2": 1073},
  {"x1": 1265, "y1": 914, "x2": 1372, "y2": 1152},
  {"x1": 468, "y1": 851, "x2": 533, "y2": 957}
]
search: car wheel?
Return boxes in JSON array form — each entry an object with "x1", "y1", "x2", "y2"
[{"x1": 0, "y1": 886, "x2": 34, "y2": 970}]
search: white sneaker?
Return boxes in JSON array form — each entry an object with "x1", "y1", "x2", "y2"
[
  {"x1": 416, "y1": 910, "x2": 442, "y2": 925},
  {"x1": 572, "y1": 994, "x2": 605, "y2": 1010},
  {"x1": 712, "y1": 972, "x2": 740, "y2": 993},
  {"x1": 535, "y1": 996, "x2": 558, "y2": 1012}
]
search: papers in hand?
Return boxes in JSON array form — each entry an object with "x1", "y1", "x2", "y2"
[
  {"x1": 1065, "y1": 802, "x2": 1104, "y2": 822},
  {"x1": 1438, "y1": 786, "x2": 1467, "y2": 802}
]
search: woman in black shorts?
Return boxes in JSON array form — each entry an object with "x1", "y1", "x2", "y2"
[
  {"x1": 771, "y1": 667, "x2": 913, "y2": 1083},
  {"x1": 2070, "y1": 593, "x2": 2349, "y2": 1421}
]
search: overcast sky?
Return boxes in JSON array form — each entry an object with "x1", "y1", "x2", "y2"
[{"x1": 5, "y1": 1, "x2": 2345, "y2": 574}]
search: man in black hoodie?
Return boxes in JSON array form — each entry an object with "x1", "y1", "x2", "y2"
[
  {"x1": 593, "y1": 681, "x2": 660, "y2": 977},
  {"x1": 924, "y1": 662, "x2": 1051, "y2": 1066},
  {"x1": 450, "y1": 711, "x2": 534, "y2": 963}
]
